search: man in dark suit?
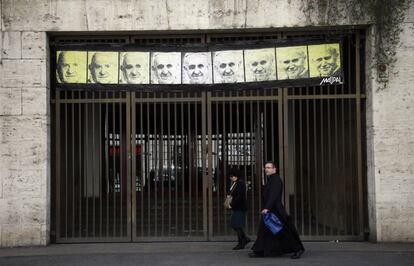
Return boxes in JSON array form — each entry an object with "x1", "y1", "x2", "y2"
[{"x1": 249, "y1": 161, "x2": 305, "y2": 259}]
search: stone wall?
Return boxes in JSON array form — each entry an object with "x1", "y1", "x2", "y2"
[
  {"x1": 0, "y1": 0, "x2": 413, "y2": 246},
  {"x1": 0, "y1": 27, "x2": 49, "y2": 246},
  {"x1": 366, "y1": 4, "x2": 414, "y2": 241}
]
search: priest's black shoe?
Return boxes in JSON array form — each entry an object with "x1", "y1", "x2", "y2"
[{"x1": 290, "y1": 249, "x2": 304, "y2": 259}]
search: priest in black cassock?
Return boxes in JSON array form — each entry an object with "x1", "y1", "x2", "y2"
[{"x1": 249, "y1": 161, "x2": 305, "y2": 259}]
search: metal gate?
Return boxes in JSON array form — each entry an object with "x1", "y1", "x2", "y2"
[
  {"x1": 207, "y1": 89, "x2": 282, "y2": 240},
  {"x1": 130, "y1": 89, "x2": 281, "y2": 241},
  {"x1": 52, "y1": 30, "x2": 366, "y2": 243},
  {"x1": 132, "y1": 91, "x2": 205, "y2": 241}
]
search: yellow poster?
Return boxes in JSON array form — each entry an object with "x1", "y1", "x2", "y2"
[
  {"x1": 56, "y1": 51, "x2": 87, "y2": 83},
  {"x1": 276, "y1": 46, "x2": 309, "y2": 80},
  {"x1": 87, "y1": 52, "x2": 119, "y2": 84},
  {"x1": 308, "y1": 43, "x2": 341, "y2": 77}
]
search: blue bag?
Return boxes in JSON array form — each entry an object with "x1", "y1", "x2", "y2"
[{"x1": 262, "y1": 212, "x2": 283, "y2": 235}]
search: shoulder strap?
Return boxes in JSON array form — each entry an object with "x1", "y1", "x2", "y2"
[{"x1": 229, "y1": 182, "x2": 237, "y2": 195}]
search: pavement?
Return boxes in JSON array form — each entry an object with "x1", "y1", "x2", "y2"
[{"x1": 0, "y1": 241, "x2": 413, "y2": 266}]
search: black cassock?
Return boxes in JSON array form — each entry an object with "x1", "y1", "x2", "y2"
[{"x1": 251, "y1": 173, "x2": 304, "y2": 256}]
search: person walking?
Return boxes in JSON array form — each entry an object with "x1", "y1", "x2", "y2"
[
  {"x1": 249, "y1": 161, "x2": 305, "y2": 259},
  {"x1": 226, "y1": 168, "x2": 251, "y2": 250}
]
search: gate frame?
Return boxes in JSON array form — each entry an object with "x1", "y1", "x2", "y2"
[{"x1": 51, "y1": 29, "x2": 366, "y2": 243}]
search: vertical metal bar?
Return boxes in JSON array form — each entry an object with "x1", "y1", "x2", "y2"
[
  {"x1": 112, "y1": 100, "x2": 116, "y2": 237},
  {"x1": 207, "y1": 91, "x2": 213, "y2": 239},
  {"x1": 333, "y1": 89, "x2": 340, "y2": 235},
  {"x1": 281, "y1": 88, "x2": 288, "y2": 212},
  {"x1": 167, "y1": 98, "x2": 172, "y2": 236},
  {"x1": 313, "y1": 94, "x2": 319, "y2": 236},
  {"x1": 153, "y1": 99, "x2": 158, "y2": 237},
  {"x1": 146, "y1": 96, "x2": 151, "y2": 237},
  {"x1": 333, "y1": 88, "x2": 339, "y2": 236},
  {"x1": 85, "y1": 94, "x2": 90, "y2": 238},
  {"x1": 139, "y1": 93, "x2": 145, "y2": 238},
  {"x1": 105, "y1": 97, "x2": 109, "y2": 237},
  {"x1": 98, "y1": 99, "x2": 103, "y2": 238},
  {"x1": 229, "y1": 98, "x2": 233, "y2": 171},
  {"x1": 242, "y1": 91, "x2": 248, "y2": 231},
  {"x1": 327, "y1": 93, "x2": 332, "y2": 236},
  {"x1": 55, "y1": 90, "x2": 61, "y2": 240},
  {"x1": 236, "y1": 92, "x2": 240, "y2": 166},
  {"x1": 174, "y1": 100, "x2": 178, "y2": 236},
  {"x1": 160, "y1": 99, "x2": 164, "y2": 236},
  {"x1": 228, "y1": 95, "x2": 235, "y2": 236},
  {"x1": 249, "y1": 92, "x2": 255, "y2": 234},
  {"x1": 188, "y1": 99, "x2": 192, "y2": 235},
  {"x1": 355, "y1": 31, "x2": 364, "y2": 237},
  {"x1": 348, "y1": 36, "x2": 355, "y2": 236},
  {"x1": 180, "y1": 94, "x2": 185, "y2": 235},
  {"x1": 136, "y1": 95, "x2": 141, "y2": 239},
  {"x1": 349, "y1": 98, "x2": 355, "y2": 236},
  {"x1": 71, "y1": 99, "x2": 75, "y2": 238},
  {"x1": 299, "y1": 97, "x2": 304, "y2": 235},
  {"x1": 126, "y1": 92, "x2": 132, "y2": 239},
  {"x1": 270, "y1": 91, "x2": 275, "y2": 164},
  {"x1": 194, "y1": 97, "x2": 199, "y2": 234},
  {"x1": 131, "y1": 93, "x2": 136, "y2": 240},
  {"x1": 263, "y1": 97, "x2": 268, "y2": 164},
  {"x1": 292, "y1": 91, "x2": 298, "y2": 229},
  {"x1": 306, "y1": 90, "x2": 311, "y2": 235},
  {"x1": 119, "y1": 100, "x2": 123, "y2": 237},
  {"x1": 215, "y1": 96, "x2": 221, "y2": 235},
  {"x1": 222, "y1": 95, "x2": 228, "y2": 230},
  {"x1": 78, "y1": 94, "x2": 83, "y2": 238},
  {"x1": 92, "y1": 99, "x2": 96, "y2": 237},
  {"x1": 64, "y1": 92, "x2": 68, "y2": 239},
  {"x1": 321, "y1": 99, "x2": 326, "y2": 237},
  {"x1": 348, "y1": 36, "x2": 352, "y2": 95},
  {"x1": 341, "y1": 96, "x2": 347, "y2": 235},
  {"x1": 201, "y1": 92, "x2": 207, "y2": 240},
  {"x1": 256, "y1": 94, "x2": 262, "y2": 206}
]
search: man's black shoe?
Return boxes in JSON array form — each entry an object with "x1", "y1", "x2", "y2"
[
  {"x1": 240, "y1": 238, "x2": 251, "y2": 248},
  {"x1": 290, "y1": 249, "x2": 304, "y2": 259},
  {"x1": 248, "y1": 252, "x2": 263, "y2": 258}
]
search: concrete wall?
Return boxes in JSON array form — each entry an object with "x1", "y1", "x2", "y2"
[{"x1": 0, "y1": 0, "x2": 413, "y2": 246}]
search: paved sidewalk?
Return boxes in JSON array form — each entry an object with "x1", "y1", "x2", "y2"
[{"x1": 0, "y1": 242, "x2": 413, "y2": 265}]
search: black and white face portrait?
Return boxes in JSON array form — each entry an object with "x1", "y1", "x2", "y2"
[
  {"x1": 151, "y1": 52, "x2": 181, "y2": 84},
  {"x1": 88, "y1": 52, "x2": 119, "y2": 84},
  {"x1": 213, "y1": 50, "x2": 244, "y2": 83},
  {"x1": 119, "y1": 52, "x2": 150, "y2": 84},
  {"x1": 244, "y1": 48, "x2": 276, "y2": 82},
  {"x1": 182, "y1": 52, "x2": 212, "y2": 84}
]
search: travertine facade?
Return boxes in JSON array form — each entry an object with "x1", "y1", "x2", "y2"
[{"x1": 0, "y1": 0, "x2": 413, "y2": 246}]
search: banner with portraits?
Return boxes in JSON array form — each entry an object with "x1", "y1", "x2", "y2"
[{"x1": 55, "y1": 41, "x2": 343, "y2": 88}]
